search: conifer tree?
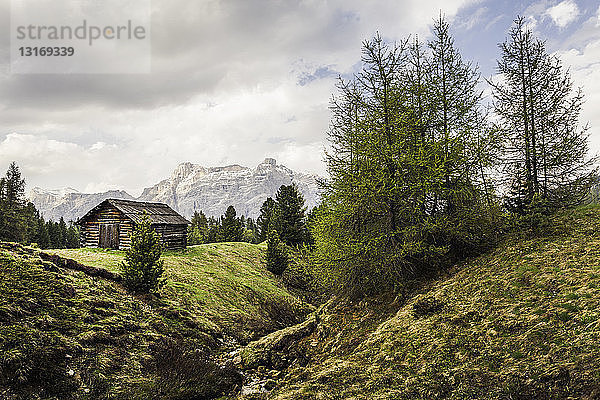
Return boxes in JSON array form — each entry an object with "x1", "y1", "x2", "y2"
[
  {"x1": 206, "y1": 216, "x2": 220, "y2": 243},
  {"x1": 220, "y1": 205, "x2": 243, "y2": 242},
  {"x1": 188, "y1": 210, "x2": 209, "y2": 245},
  {"x1": 490, "y1": 17, "x2": 597, "y2": 213},
  {"x1": 121, "y1": 215, "x2": 164, "y2": 293},
  {"x1": 37, "y1": 217, "x2": 50, "y2": 248},
  {"x1": 257, "y1": 197, "x2": 276, "y2": 242},
  {"x1": 273, "y1": 184, "x2": 308, "y2": 246},
  {"x1": 65, "y1": 223, "x2": 80, "y2": 248},
  {"x1": 266, "y1": 229, "x2": 288, "y2": 275},
  {"x1": 0, "y1": 162, "x2": 27, "y2": 242},
  {"x1": 4, "y1": 162, "x2": 25, "y2": 207},
  {"x1": 191, "y1": 210, "x2": 208, "y2": 232}
]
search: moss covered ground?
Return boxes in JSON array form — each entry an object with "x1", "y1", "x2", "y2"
[
  {"x1": 240, "y1": 206, "x2": 600, "y2": 399},
  {"x1": 0, "y1": 242, "x2": 310, "y2": 399},
  {"x1": 51, "y1": 243, "x2": 312, "y2": 342},
  {"x1": 5, "y1": 206, "x2": 600, "y2": 399}
]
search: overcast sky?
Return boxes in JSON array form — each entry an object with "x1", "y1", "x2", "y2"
[{"x1": 1, "y1": 0, "x2": 599, "y2": 197}]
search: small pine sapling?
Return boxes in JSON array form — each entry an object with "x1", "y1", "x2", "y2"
[{"x1": 121, "y1": 214, "x2": 165, "y2": 293}]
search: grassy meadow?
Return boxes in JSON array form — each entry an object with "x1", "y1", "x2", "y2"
[
  {"x1": 50, "y1": 242, "x2": 312, "y2": 342},
  {"x1": 0, "y1": 241, "x2": 310, "y2": 399}
]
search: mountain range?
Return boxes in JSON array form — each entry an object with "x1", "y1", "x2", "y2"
[{"x1": 28, "y1": 158, "x2": 321, "y2": 222}]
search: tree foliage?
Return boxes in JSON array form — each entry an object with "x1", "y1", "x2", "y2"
[
  {"x1": 187, "y1": 207, "x2": 259, "y2": 245},
  {"x1": 121, "y1": 214, "x2": 164, "y2": 293},
  {"x1": 489, "y1": 16, "x2": 597, "y2": 214},
  {"x1": 266, "y1": 229, "x2": 288, "y2": 275},
  {"x1": 272, "y1": 184, "x2": 308, "y2": 246},
  {"x1": 257, "y1": 197, "x2": 276, "y2": 242},
  {"x1": 220, "y1": 205, "x2": 244, "y2": 242},
  {"x1": 312, "y1": 19, "x2": 499, "y2": 296},
  {"x1": 0, "y1": 162, "x2": 79, "y2": 248}
]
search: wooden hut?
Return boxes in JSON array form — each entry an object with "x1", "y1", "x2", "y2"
[{"x1": 77, "y1": 199, "x2": 190, "y2": 250}]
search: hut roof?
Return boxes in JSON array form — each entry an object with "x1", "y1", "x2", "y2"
[{"x1": 78, "y1": 199, "x2": 190, "y2": 225}]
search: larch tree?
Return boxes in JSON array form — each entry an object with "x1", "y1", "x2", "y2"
[
  {"x1": 489, "y1": 16, "x2": 597, "y2": 213},
  {"x1": 313, "y1": 21, "x2": 498, "y2": 296}
]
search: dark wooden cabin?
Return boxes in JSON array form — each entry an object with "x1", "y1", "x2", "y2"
[{"x1": 77, "y1": 199, "x2": 190, "y2": 250}]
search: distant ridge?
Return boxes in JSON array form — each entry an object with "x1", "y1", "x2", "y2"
[{"x1": 29, "y1": 158, "x2": 320, "y2": 222}]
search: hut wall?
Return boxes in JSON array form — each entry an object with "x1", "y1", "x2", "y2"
[
  {"x1": 80, "y1": 204, "x2": 133, "y2": 249},
  {"x1": 152, "y1": 224, "x2": 188, "y2": 250}
]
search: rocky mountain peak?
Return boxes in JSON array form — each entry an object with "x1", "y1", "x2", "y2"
[
  {"x1": 171, "y1": 162, "x2": 196, "y2": 180},
  {"x1": 29, "y1": 159, "x2": 321, "y2": 221}
]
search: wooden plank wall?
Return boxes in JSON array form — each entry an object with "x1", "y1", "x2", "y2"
[
  {"x1": 152, "y1": 224, "x2": 188, "y2": 250},
  {"x1": 80, "y1": 204, "x2": 133, "y2": 249}
]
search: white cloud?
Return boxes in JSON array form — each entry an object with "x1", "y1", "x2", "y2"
[
  {"x1": 0, "y1": 133, "x2": 128, "y2": 194},
  {"x1": 545, "y1": 0, "x2": 579, "y2": 28},
  {"x1": 1, "y1": 0, "x2": 478, "y2": 195},
  {"x1": 557, "y1": 38, "x2": 600, "y2": 157}
]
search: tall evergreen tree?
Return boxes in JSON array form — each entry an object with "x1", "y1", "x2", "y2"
[
  {"x1": 188, "y1": 210, "x2": 209, "y2": 245},
  {"x1": 489, "y1": 17, "x2": 597, "y2": 213},
  {"x1": 273, "y1": 184, "x2": 308, "y2": 246},
  {"x1": 257, "y1": 197, "x2": 276, "y2": 242},
  {"x1": 0, "y1": 162, "x2": 59, "y2": 247},
  {"x1": 65, "y1": 223, "x2": 80, "y2": 248},
  {"x1": 220, "y1": 205, "x2": 243, "y2": 242},
  {"x1": 0, "y1": 162, "x2": 28, "y2": 242},
  {"x1": 36, "y1": 217, "x2": 50, "y2": 248},
  {"x1": 190, "y1": 210, "x2": 208, "y2": 232},
  {"x1": 313, "y1": 23, "x2": 497, "y2": 295},
  {"x1": 266, "y1": 229, "x2": 288, "y2": 275},
  {"x1": 4, "y1": 162, "x2": 25, "y2": 206},
  {"x1": 206, "y1": 216, "x2": 220, "y2": 243}
]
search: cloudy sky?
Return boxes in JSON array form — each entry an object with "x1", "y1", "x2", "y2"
[{"x1": 1, "y1": 0, "x2": 599, "y2": 196}]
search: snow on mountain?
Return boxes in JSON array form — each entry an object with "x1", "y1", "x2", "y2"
[{"x1": 28, "y1": 158, "x2": 321, "y2": 222}]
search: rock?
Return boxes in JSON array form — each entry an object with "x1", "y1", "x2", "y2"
[
  {"x1": 28, "y1": 187, "x2": 134, "y2": 223},
  {"x1": 241, "y1": 312, "x2": 318, "y2": 369},
  {"x1": 29, "y1": 158, "x2": 320, "y2": 221},
  {"x1": 138, "y1": 158, "x2": 320, "y2": 218}
]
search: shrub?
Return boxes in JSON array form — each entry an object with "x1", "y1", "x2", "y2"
[
  {"x1": 266, "y1": 230, "x2": 288, "y2": 275},
  {"x1": 120, "y1": 215, "x2": 164, "y2": 293}
]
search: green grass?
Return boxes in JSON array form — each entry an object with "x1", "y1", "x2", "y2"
[
  {"x1": 246, "y1": 206, "x2": 600, "y2": 399},
  {"x1": 0, "y1": 243, "x2": 240, "y2": 399},
  {"x1": 8, "y1": 205, "x2": 600, "y2": 399},
  {"x1": 1, "y1": 241, "x2": 311, "y2": 399},
  {"x1": 50, "y1": 242, "x2": 312, "y2": 342}
]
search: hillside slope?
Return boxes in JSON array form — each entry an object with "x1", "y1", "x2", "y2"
[
  {"x1": 0, "y1": 242, "x2": 311, "y2": 399},
  {"x1": 51, "y1": 243, "x2": 312, "y2": 343},
  {"x1": 240, "y1": 206, "x2": 600, "y2": 399}
]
